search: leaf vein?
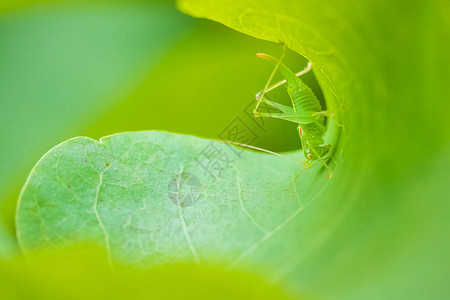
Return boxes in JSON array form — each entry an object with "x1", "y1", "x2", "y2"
[
  {"x1": 235, "y1": 169, "x2": 267, "y2": 233},
  {"x1": 93, "y1": 173, "x2": 112, "y2": 265},
  {"x1": 176, "y1": 167, "x2": 201, "y2": 264}
]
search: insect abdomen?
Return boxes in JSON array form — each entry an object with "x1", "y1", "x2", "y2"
[{"x1": 288, "y1": 82, "x2": 322, "y2": 113}]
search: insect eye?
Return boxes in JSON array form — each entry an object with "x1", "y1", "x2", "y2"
[{"x1": 307, "y1": 154, "x2": 312, "y2": 159}]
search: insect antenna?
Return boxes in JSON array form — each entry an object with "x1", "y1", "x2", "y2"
[
  {"x1": 225, "y1": 141, "x2": 282, "y2": 156},
  {"x1": 223, "y1": 140, "x2": 304, "y2": 165},
  {"x1": 226, "y1": 140, "x2": 314, "y2": 190}
]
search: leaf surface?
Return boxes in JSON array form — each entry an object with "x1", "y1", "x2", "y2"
[{"x1": 17, "y1": 131, "x2": 327, "y2": 270}]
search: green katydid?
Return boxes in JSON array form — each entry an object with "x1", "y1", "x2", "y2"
[{"x1": 252, "y1": 49, "x2": 334, "y2": 178}]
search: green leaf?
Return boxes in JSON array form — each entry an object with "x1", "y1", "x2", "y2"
[
  {"x1": 17, "y1": 131, "x2": 328, "y2": 266},
  {"x1": 0, "y1": 1, "x2": 314, "y2": 250}
]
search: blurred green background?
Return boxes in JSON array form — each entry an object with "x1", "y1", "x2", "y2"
[{"x1": 0, "y1": 0, "x2": 323, "y2": 256}]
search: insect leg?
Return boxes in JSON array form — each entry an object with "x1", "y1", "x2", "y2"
[
  {"x1": 259, "y1": 61, "x2": 312, "y2": 96},
  {"x1": 254, "y1": 48, "x2": 286, "y2": 113},
  {"x1": 312, "y1": 111, "x2": 335, "y2": 117},
  {"x1": 258, "y1": 96, "x2": 295, "y2": 113},
  {"x1": 307, "y1": 143, "x2": 334, "y2": 178},
  {"x1": 256, "y1": 44, "x2": 312, "y2": 98},
  {"x1": 254, "y1": 94, "x2": 317, "y2": 124},
  {"x1": 254, "y1": 110, "x2": 317, "y2": 124},
  {"x1": 312, "y1": 111, "x2": 345, "y2": 129},
  {"x1": 289, "y1": 160, "x2": 312, "y2": 189}
]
